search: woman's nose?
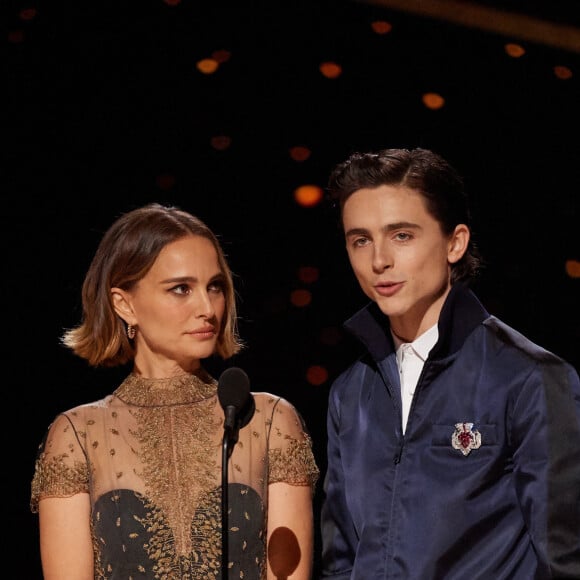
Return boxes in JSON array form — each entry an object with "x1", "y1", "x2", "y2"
[{"x1": 195, "y1": 291, "x2": 216, "y2": 318}]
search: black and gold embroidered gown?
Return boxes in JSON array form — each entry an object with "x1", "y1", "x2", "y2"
[{"x1": 30, "y1": 369, "x2": 319, "y2": 579}]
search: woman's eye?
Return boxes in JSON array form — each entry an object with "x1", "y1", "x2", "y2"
[
  {"x1": 171, "y1": 284, "x2": 190, "y2": 295},
  {"x1": 208, "y1": 280, "x2": 225, "y2": 293}
]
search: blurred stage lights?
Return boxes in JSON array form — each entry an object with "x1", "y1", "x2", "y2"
[
  {"x1": 294, "y1": 184, "x2": 323, "y2": 207},
  {"x1": 306, "y1": 365, "x2": 329, "y2": 386}
]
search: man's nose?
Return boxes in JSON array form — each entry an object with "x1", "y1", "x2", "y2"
[{"x1": 372, "y1": 241, "x2": 392, "y2": 272}]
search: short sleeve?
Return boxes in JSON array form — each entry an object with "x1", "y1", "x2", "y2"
[
  {"x1": 266, "y1": 397, "x2": 320, "y2": 489},
  {"x1": 30, "y1": 412, "x2": 90, "y2": 513}
]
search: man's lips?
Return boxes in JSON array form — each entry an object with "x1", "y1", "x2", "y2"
[{"x1": 374, "y1": 281, "x2": 404, "y2": 297}]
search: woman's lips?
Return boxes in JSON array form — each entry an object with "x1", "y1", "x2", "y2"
[{"x1": 188, "y1": 327, "x2": 216, "y2": 339}]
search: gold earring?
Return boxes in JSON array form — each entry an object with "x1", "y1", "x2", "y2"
[{"x1": 127, "y1": 324, "x2": 136, "y2": 339}]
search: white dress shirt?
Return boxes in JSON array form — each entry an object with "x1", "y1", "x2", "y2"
[{"x1": 393, "y1": 324, "x2": 439, "y2": 433}]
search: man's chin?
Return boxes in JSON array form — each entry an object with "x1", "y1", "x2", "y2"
[{"x1": 374, "y1": 295, "x2": 406, "y2": 318}]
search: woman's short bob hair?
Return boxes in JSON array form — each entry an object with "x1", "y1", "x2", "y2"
[{"x1": 61, "y1": 203, "x2": 243, "y2": 367}]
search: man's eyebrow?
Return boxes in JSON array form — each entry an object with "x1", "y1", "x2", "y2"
[
  {"x1": 345, "y1": 222, "x2": 421, "y2": 237},
  {"x1": 344, "y1": 227, "x2": 370, "y2": 238},
  {"x1": 384, "y1": 221, "x2": 421, "y2": 232}
]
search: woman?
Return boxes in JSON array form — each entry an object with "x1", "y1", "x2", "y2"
[{"x1": 31, "y1": 202, "x2": 319, "y2": 579}]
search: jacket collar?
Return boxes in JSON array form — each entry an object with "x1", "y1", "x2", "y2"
[{"x1": 343, "y1": 282, "x2": 489, "y2": 363}]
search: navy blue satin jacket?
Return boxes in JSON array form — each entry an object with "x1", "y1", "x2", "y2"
[{"x1": 320, "y1": 283, "x2": 580, "y2": 579}]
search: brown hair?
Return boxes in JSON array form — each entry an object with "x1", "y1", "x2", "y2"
[{"x1": 61, "y1": 203, "x2": 243, "y2": 366}]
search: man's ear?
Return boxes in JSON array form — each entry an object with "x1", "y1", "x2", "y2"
[
  {"x1": 111, "y1": 288, "x2": 137, "y2": 325},
  {"x1": 448, "y1": 224, "x2": 470, "y2": 264}
]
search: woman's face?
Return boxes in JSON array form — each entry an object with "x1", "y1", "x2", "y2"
[{"x1": 118, "y1": 234, "x2": 227, "y2": 376}]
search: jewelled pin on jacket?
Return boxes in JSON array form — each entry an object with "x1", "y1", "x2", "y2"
[{"x1": 451, "y1": 422, "x2": 481, "y2": 456}]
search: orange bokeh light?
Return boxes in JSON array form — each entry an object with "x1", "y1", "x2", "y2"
[
  {"x1": 20, "y1": 8, "x2": 37, "y2": 20},
  {"x1": 297, "y1": 266, "x2": 319, "y2": 284},
  {"x1": 289, "y1": 146, "x2": 311, "y2": 162},
  {"x1": 505, "y1": 43, "x2": 525, "y2": 58},
  {"x1": 554, "y1": 66, "x2": 573, "y2": 80},
  {"x1": 7, "y1": 30, "x2": 24, "y2": 43},
  {"x1": 422, "y1": 92, "x2": 445, "y2": 110},
  {"x1": 371, "y1": 20, "x2": 392, "y2": 35},
  {"x1": 294, "y1": 184, "x2": 323, "y2": 207},
  {"x1": 212, "y1": 49, "x2": 231, "y2": 64},
  {"x1": 290, "y1": 289, "x2": 312, "y2": 307},
  {"x1": 565, "y1": 259, "x2": 580, "y2": 278},
  {"x1": 306, "y1": 365, "x2": 329, "y2": 386},
  {"x1": 196, "y1": 59, "x2": 219, "y2": 74},
  {"x1": 320, "y1": 62, "x2": 342, "y2": 79}
]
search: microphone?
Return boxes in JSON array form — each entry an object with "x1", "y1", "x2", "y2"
[
  {"x1": 218, "y1": 367, "x2": 255, "y2": 444},
  {"x1": 218, "y1": 367, "x2": 255, "y2": 575}
]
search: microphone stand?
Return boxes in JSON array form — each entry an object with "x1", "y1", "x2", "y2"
[
  {"x1": 217, "y1": 373, "x2": 255, "y2": 579},
  {"x1": 221, "y1": 425, "x2": 236, "y2": 579}
]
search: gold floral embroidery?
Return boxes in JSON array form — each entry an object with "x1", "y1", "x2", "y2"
[{"x1": 30, "y1": 453, "x2": 89, "y2": 512}]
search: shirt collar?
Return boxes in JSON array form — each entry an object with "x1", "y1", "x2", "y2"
[{"x1": 392, "y1": 323, "x2": 439, "y2": 363}]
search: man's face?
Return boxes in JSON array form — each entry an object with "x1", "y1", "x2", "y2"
[{"x1": 342, "y1": 184, "x2": 467, "y2": 339}]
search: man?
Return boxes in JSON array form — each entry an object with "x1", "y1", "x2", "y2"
[{"x1": 319, "y1": 147, "x2": 580, "y2": 579}]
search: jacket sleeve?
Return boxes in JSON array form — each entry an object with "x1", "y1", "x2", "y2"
[
  {"x1": 512, "y1": 359, "x2": 580, "y2": 578},
  {"x1": 319, "y1": 383, "x2": 357, "y2": 579}
]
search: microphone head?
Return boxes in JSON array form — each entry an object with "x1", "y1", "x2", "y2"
[
  {"x1": 218, "y1": 367, "x2": 255, "y2": 433},
  {"x1": 218, "y1": 367, "x2": 251, "y2": 410}
]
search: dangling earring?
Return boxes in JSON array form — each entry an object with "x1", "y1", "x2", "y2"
[{"x1": 127, "y1": 324, "x2": 136, "y2": 339}]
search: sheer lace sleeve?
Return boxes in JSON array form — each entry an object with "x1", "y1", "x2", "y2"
[
  {"x1": 265, "y1": 396, "x2": 319, "y2": 489},
  {"x1": 30, "y1": 412, "x2": 90, "y2": 512}
]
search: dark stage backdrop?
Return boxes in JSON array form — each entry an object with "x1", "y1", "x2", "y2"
[{"x1": 4, "y1": 1, "x2": 579, "y2": 577}]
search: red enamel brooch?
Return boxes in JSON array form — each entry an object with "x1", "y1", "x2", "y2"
[{"x1": 451, "y1": 422, "x2": 482, "y2": 456}]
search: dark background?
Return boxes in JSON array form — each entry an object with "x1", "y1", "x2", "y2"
[{"x1": 4, "y1": 0, "x2": 579, "y2": 577}]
